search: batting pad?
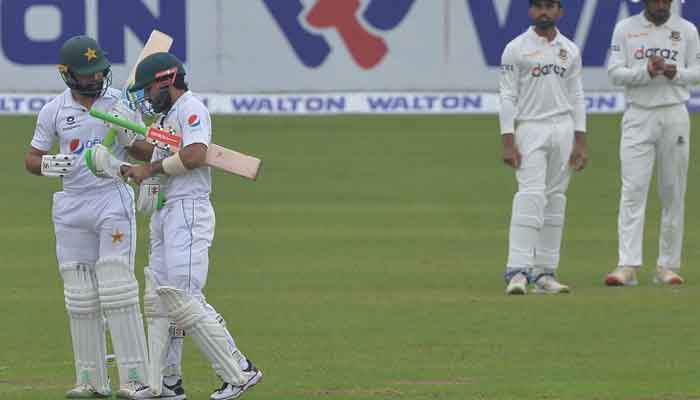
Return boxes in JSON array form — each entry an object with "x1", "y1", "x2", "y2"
[
  {"x1": 506, "y1": 192, "x2": 546, "y2": 269},
  {"x1": 143, "y1": 267, "x2": 171, "y2": 395},
  {"x1": 157, "y1": 287, "x2": 247, "y2": 386},
  {"x1": 95, "y1": 257, "x2": 147, "y2": 385},
  {"x1": 59, "y1": 263, "x2": 110, "y2": 394},
  {"x1": 535, "y1": 193, "x2": 567, "y2": 269}
]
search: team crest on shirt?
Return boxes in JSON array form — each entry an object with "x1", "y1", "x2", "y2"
[
  {"x1": 558, "y1": 48, "x2": 568, "y2": 61},
  {"x1": 670, "y1": 31, "x2": 681, "y2": 42},
  {"x1": 188, "y1": 114, "x2": 201, "y2": 128}
]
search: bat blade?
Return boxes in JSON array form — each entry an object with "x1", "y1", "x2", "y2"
[
  {"x1": 206, "y1": 144, "x2": 261, "y2": 181},
  {"x1": 125, "y1": 30, "x2": 173, "y2": 88}
]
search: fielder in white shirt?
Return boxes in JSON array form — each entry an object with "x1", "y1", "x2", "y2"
[
  {"x1": 499, "y1": 0, "x2": 588, "y2": 295},
  {"x1": 113, "y1": 53, "x2": 263, "y2": 400},
  {"x1": 24, "y1": 36, "x2": 148, "y2": 398},
  {"x1": 605, "y1": 0, "x2": 700, "y2": 286}
]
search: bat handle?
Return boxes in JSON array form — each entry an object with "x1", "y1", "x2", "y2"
[{"x1": 103, "y1": 128, "x2": 118, "y2": 149}]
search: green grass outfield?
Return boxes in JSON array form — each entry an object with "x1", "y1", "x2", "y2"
[{"x1": 2, "y1": 114, "x2": 700, "y2": 400}]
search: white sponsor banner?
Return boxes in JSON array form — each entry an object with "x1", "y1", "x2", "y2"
[
  {"x1": 0, "y1": 0, "x2": 695, "y2": 93},
  {"x1": 0, "y1": 92, "x2": 629, "y2": 115},
  {"x1": 209, "y1": 92, "x2": 626, "y2": 115}
]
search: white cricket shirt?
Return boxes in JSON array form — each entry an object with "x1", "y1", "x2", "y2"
[
  {"x1": 499, "y1": 27, "x2": 586, "y2": 135},
  {"x1": 608, "y1": 12, "x2": 700, "y2": 108},
  {"x1": 152, "y1": 91, "x2": 212, "y2": 202},
  {"x1": 31, "y1": 88, "x2": 134, "y2": 194}
]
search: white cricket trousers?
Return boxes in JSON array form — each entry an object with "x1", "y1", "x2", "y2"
[
  {"x1": 149, "y1": 197, "x2": 215, "y2": 293},
  {"x1": 618, "y1": 103, "x2": 689, "y2": 269},
  {"x1": 149, "y1": 197, "x2": 243, "y2": 376},
  {"x1": 506, "y1": 114, "x2": 574, "y2": 281},
  {"x1": 53, "y1": 185, "x2": 136, "y2": 266}
]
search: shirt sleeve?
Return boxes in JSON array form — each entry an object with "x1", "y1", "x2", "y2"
[
  {"x1": 567, "y1": 51, "x2": 586, "y2": 133},
  {"x1": 180, "y1": 99, "x2": 212, "y2": 147},
  {"x1": 498, "y1": 43, "x2": 519, "y2": 135},
  {"x1": 30, "y1": 105, "x2": 56, "y2": 151},
  {"x1": 608, "y1": 23, "x2": 652, "y2": 86},
  {"x1": 674, "y1": 24, "x2": 700, "y2": 86}
]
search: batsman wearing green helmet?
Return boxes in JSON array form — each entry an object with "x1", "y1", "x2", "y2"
[
  {"x1": 57, "y1": 35, "x2": 112, "y2": 97},
  {"x1": 24, "y1": 35, "x2": 149, "y2": 399},
  {"x1": 120, "y1": 53, "x2": 263, "y2": 400}
]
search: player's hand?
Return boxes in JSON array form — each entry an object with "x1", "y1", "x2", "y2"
[
  {"x1": 502, "y1": 134, "x2": 521, "y2": 169},
  {"x1": 122, "y1": 164, "x2": 155, "y2": 184},
  {"x1": 41, "y1": 154, "x2": 76, "y2": 177},
  {"x1": 136, "y1": 176, "x2": 163, "y2": 215},
  {"x1": 112, "y1": 100, "x2": 142, "y2": 148},
  {"x1": 569, "y1": 132, "x2": 588, "y2": 172},
  {"x1": 663, "y1": 64, "x2": 677, "y2": 80},
  {"x1": 647, "y1": 55, "x2": 665, "y2": 77},
  {"x1": 85, "y1": 144, "x2": 132, "y2": 180}
]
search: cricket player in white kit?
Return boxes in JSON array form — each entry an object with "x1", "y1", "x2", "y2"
[
  {"x1": 499, "y1": 0, "x2": 588, "y2": 295},
  {"x1": 107, "y1": 53, "x2": 262, "y2": 400},
  {"x1": 24, "y1": 36, "x2": 148, "y2": 398},
  {"x1": 605, "y1": 0, "x2": 700, "y2": 286}
]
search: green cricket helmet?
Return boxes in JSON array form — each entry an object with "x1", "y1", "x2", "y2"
[
  {"x1": 129, "y1": 52, "x2": 186, "y2": 114},
  {"x1": 58, "y1": 35, "x2": 112, "y2": 97}
]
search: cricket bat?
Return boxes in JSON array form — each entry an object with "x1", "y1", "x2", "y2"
[
  {"x1": 103, "y1": 30, "x2": 173, "y2": 148},
  {"x1": 90, "y1": 109, "x2": 262, "y2": 180}
]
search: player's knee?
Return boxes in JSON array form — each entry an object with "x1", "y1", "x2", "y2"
[
  {"x1": 169, "y1": 263, "x2": 207, "y2": 293},
  {"x1": 544, "y1": 193, "x2": 566, "y2": 227},
  {"x1": 622, "y1": 180, "x2": 649, "y2": 199},
  {"x1": 658, "y1": 182, "x2": 682, "y2": 203},
  {"x1": 156, "y1": 287, "x2": 205, "y2": 329},
  {"x1": 94, "y1": 256, "x2": 139, "y2": 310},
  {"x1": 144, "y1": 267, "x2": 168, "y2": 318},
  {"x1": 59, "y1": 262, "x2": 100, "y2": 315},
  {"x1": 197, "y1": 297, "x2": 226, "y2": 326},
  {"x1": 511, "y1": 191, "x2": 546, "y2": 229}
]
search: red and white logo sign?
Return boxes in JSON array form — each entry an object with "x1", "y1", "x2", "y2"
[
  {"x1": 147, "y1": 127, "x2": 182, "y2": 151},
  {"x1": 188, "y1": 114, "x2": 201, "y2": 127}
]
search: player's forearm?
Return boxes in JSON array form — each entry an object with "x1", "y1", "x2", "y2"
[
  {"x1": 572, "y1": 98, "x2": 586, "y2": 133},
  {"x1": 502, "y1": 133, "x2": 516, "y2": 147},
  {"x1": 609, "y1": 65, "x2": 651, "y2": 86},
  {"x1": 179, "y1": 143, "x2": 208, "y2": 169},
  {"x1": 127, "y1": 140, "x2": 155, "y2": 162},
  {"x1": 567, "y1": 73, "x2": 586, "y2": 133},
  {"x1": 674, "y1": 65, "x2": 700, "y2": 86},
  {"x1": 25, "y1": 153, "x2": 43, "y2": 175},
  {"x1": 498, "y1": 96, "x2": 517, "y2": 135},
  {"x1": 147, "y1": 160, "x2": 164, "y2": 176}
]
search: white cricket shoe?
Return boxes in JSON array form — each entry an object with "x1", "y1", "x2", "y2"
[
  {"x1": 116, "y1": 381, "x2": 149, "y2": 399},
  {"x1": 66, "y1": 384, "x2": 111, "y2": 398},
  {"x1": 605, "y1": 266, "x2": 638, "y2": 286},
  {"x1": 653, "y1": 267, "x2": 684, "y2": 285},
  {"x1": 210, "y1": 360, "x2": 263, "y2": 400},
  {"x1": 505, "y1": 272, "x2": 528, "y2": 295},
  {"x1": 534, "y1": 275, "x2": 570, "y2": 294},
  {"x1": 132, "y1": 379, "x2": 186, "y2": 400}
]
